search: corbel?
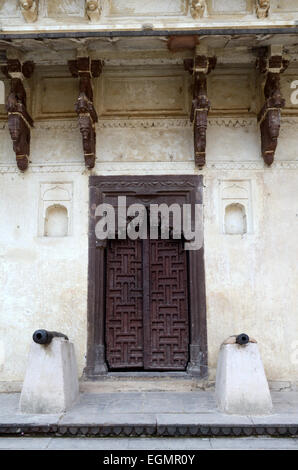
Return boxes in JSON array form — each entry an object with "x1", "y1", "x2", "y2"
[
  {"x1": 86, "y1": 0, "x2": 102, "y2": 22},
  {"x1": 68, "y1": 56, "x2": 103, "y2": 169},
  {"x1": 256, "y1": 46, "x2": 289, "y2": 166},
  {"x1": 19, "y1": 0, "x2": 39, "y2": 23},
  {"x1": 256, "y1": 0, "x2": 270, "y2": 19},
  {"x1": 190, "y1": 0, "x2": 207, "y2": 19},
  {"x1": 1, "y1": 58, "x2": 34, "y2": 171},
  {"x1": 184, "y1": 51, "x2": 216, "y2": 168}
]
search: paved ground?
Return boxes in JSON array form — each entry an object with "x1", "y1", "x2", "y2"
[
  {"x1": 0, "y1": 436, "x2": 297, "y2": 450},
  {"x1": 0, "y1": 391, "x2": 297, "y2": 445}
]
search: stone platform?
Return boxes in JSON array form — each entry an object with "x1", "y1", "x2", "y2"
[{"x1": 0, "y1": 391, "x2": 297, "y2": 438}]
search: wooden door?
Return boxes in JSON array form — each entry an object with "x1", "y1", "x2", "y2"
[{"x1": 105, "y1": 237, "x2": 189, "y2": 371}]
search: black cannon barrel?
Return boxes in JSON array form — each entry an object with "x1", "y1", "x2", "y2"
[
  {"x1": 236, "y1": 333, "x2": 250, "y2": 345},
  {"x1": 33, "y1": 329, "x2": 69, "y2": 345}
]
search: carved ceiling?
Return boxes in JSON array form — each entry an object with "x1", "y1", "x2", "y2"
[{"x1": 0, "y1": 34, "x2": 297, "y2": 67}]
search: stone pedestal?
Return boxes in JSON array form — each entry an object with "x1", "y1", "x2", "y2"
[
  {"x1": 19, "y1": 338, "x2": 79, "y2": 414},
  {"x1": 215, "y1": 341, "x2": 273, "y2": 415}
]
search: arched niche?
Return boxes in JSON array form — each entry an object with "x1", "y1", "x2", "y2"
[
  {"x1": 44, "y1": 204, "x2": 68, "y2": 237},
  {"x1": 224, "y1": 203, "x2": 247, "y2": 235}
]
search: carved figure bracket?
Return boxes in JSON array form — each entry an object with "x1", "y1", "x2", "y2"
[
  {"x1": 184, "y1": 55, "x2": 216, "y2": 168},
  {"x1": 86, "y1": 0, "x2": 102, "y2": 22},
  {"x1": 256, "y1": 49, "x2": 289, "y2": 166},
  {"x1": 1, "y1": 59, "x2": 34, "y2": 171},
  {"x1": 19, "y1": 0, "x2": 39, "y2": 23},
  {"x1": 190, "y1": 0, "x2": 206, "y2": 19},
  {"x1": 68, "y1": 57, "x2": 103, "y2": 169},
  {"x1": 256, "y1": 0, "x2": 270, "y2": 19}
]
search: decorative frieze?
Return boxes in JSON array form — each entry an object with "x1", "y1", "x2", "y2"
[
  {"x1": 0, "y1": 117, "x2": 263, "y2": 131},
  {"x1": 256, "y1": 47, "x2": 289, "y2": 166},
  {"x1": 68, "y1": 56, "x2": 103, "y2": 169},
  {"x1": 1, "y1": 59, "x2": 34, "y2": 171},
  {"x1": 19, "y1": 0, "x2": 39, "y2": 23},
  {"x1": 1, "y1": 159, "x2": 298, "y2": 175},
  {"x1": 184, "y1": 53, "x2": 217, "y2": 168}
]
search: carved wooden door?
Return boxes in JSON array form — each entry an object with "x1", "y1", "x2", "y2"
[{"x1": 105, "y1": 237, "x2": 189, "y2": 371}]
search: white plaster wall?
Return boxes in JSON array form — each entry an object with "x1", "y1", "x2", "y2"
[
  {"x1": 0, "y1": 170, "x2": 89, "y2": 385},
  {"x1": 204, "y1": 167, "x2": 298, "y2": 383},
  {"x1": 0, "y1": 119, "x2": 298, "y2": 388},
  {"x1": 0, "y1": 62, "x2": 298, "y2": 389}
]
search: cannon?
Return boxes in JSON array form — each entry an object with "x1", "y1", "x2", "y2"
[
  {"x1": 32, "y1": 329, "x2": 68, "y2": 345},
  {"x1": 235, "y1": 333, "x2": 250, "y2": 345}
]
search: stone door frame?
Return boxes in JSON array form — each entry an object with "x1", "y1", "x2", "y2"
[{"x1": 85, "y1": 174, "x2": 207, "y2": 378}]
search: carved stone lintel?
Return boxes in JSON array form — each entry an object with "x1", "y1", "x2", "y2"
[
  {"x1": 1, "y1": 59, "x2": 34, "y2": 171},
  {"x1": 86, "y1": 0, "x2": 102, "y2": 22},
  {"x1": 190, "y1": 0, "x2": 206, "y2": 19},
  {"x1": 184, "y1": 55, "x2": 216, "y2": 168},
  {"x1": 19, "y1": 0, "x2": 38, "y2": 23},
  {"x1": 256, "y1": 0, "x2": 270, "y2": 19},
  {"x1": 68, "y1": 57, "x2": 103, "y2": 169},
  {"x1": 256, "y1": 48, "x2": 288, "y2": 166}
]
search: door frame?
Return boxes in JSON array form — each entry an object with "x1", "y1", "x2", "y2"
[{"x1": 85, "y1": 175, "x2": 207, "y2": 378}]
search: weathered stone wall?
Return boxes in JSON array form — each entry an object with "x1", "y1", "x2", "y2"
[{"x1": 0, "y1": 59, "x2": 297, "y2": 391}]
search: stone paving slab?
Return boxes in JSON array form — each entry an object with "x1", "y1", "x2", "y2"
[
  {"x1": 0, "y1": 391, "x2": 297, "y2": 437},
  {"x1": 156, "y1": 413, "x2": 253, "y2": 426},
  {"x1": 209, "y1": 437, "x2": 298, "y2": 451},
  {"x1": 0, "y1": 437, "x2": 297, "y2": 450},
  {"x1": 59, "y1": 412, "x2": 157, "y2": 426},
  {"x1": 0, "y1": 393, "x2": 62, "y2": 425},
  {"x1": 0, "y1": 438, "x2": 52, "y2": 450}
]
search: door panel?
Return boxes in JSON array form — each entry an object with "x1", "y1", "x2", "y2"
[
  {"x1": 145, "y1": 239, "x2": 189, "y2": 370},
  {"x1": 105, "y1": 238, "x2": 144, "y2": 369},
  {"x1": 105, "y1": 237, "x2": 189, "y2": 371}
]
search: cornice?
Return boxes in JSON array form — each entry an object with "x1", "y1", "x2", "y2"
[{"x1": 0, "y1": 116, "x2": 297, "y2": 131}]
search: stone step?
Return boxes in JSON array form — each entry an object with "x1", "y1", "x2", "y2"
[{"x1": 80, "y1": 376, "x2": 213, "y2": 393}]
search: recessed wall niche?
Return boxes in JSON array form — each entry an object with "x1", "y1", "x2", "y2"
[
  {"x1": 219, "y1": 180, "x2": 253, "y2": 235},
  {"x1": 44, "y1": 204, "x2": 68, "y2": 237},
  {"x1": 39, "y1": 182, "x2": 73, "y2": 237},
  {"x1": 224, "y1": 203, "x2": 247, "y2": 235}
]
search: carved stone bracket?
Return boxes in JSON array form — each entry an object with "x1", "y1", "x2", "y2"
[
  {"x1": 190, "y1": 0, "x2": 206, "y2": 19},
  {"x1": 86, "y1": 0, "x2": 102, "y2": 22},
  {"x1": 1, "y1": 59, "x2": 34, "y2": 171},
  {"x1": 19, "y1": 0, "x2": 39, "y2": 23},
  {"x1": 68, "y1": 57, "x2": 103, "y2": 169},
  {"x1": 256, "y1": 0, "x2": 270, "y2": 19},
  {"x1": 184, "y1": 55, "x2": 216, "y2": 168},
  {"x1": 256, "y1": 48, "x2": 289, "y2": 166}
]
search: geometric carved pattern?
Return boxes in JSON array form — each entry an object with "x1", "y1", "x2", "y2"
[
  {"x1": 105, "y1": 238, "x2": 144, "y2": 369},
  {"x1": 147, "y1": 239, "x2": 189, "y2": 370},
  {"x1": 105, "y1": 237, "x2": 189, "y2": 370}
]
